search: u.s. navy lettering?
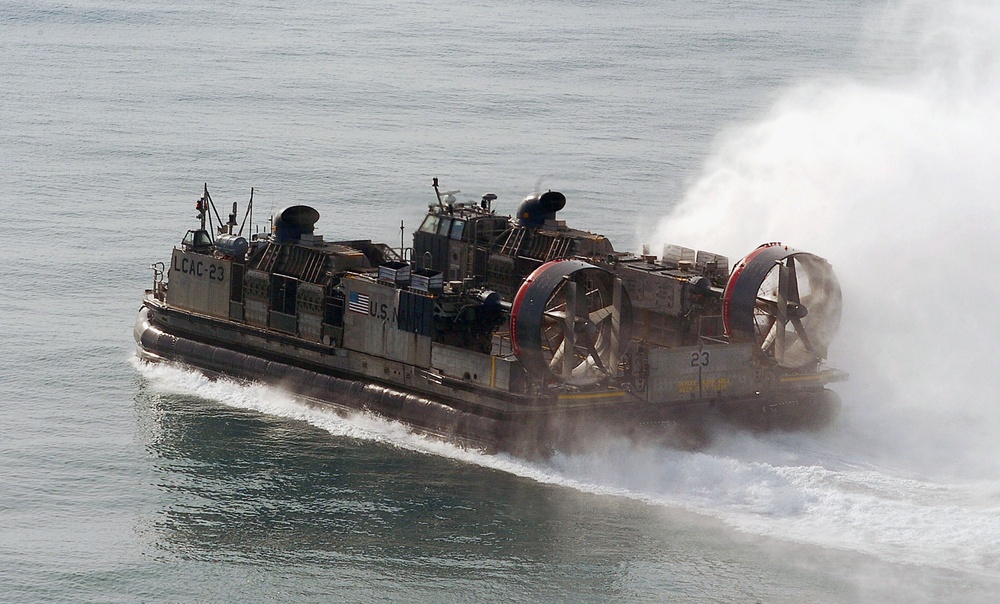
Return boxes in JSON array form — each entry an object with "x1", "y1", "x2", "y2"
[{"x1": 368, "y1": 301, "x2": 393, "y2": 321}]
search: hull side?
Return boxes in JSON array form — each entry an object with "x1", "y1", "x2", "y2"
[{"x1": 135, "y1": 304, "x2": 840, "y2": 456}]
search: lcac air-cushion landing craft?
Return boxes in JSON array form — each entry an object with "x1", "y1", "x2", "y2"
[{"x1": 136, "y1": 180, "x2": 846, "y2": 456}]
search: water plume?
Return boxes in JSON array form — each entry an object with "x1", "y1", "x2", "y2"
[{"x1": 653, "y1": 0, "x2": 1000, "y2": 478}]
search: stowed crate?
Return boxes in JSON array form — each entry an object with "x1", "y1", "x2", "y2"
[
  {"x1": 378, "y1": 261, "x2": 411, "y2": 286},
  {"x1": 410, "y1": 268, "x2": 443, "y2": 293}
]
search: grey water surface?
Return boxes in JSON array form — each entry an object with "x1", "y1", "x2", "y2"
[{"x1": 3, "y1": 1, "x2": 999, "y2": 602}]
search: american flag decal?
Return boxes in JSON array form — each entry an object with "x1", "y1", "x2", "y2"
[{"x1": 348, "y1": 291, "x2": 370, "y2": 314}]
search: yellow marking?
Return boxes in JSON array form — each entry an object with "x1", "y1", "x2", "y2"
[
  {"x1": 557, "y1": 391, "x2": 627, "y2": 401},
  {"x1": 676, "y1": 377, "x2": 729, "y2": 394},
  {"x1": 490, "y1": 356, "x2": 496, "y2": 388},
  {"x1": 779, "y1": 374, "x2": 825, "y2": 383}
]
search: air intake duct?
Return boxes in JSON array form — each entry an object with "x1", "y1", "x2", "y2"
[
  {"x1": 516, "y1": 191, "x2": 566, "y2": 227},
  {"x1": 274, "y1": 205, "x2": 320, "y2": 243}
]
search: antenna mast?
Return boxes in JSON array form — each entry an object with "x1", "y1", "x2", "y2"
[
  {"x1": 432, "y1": 177, "x2": 444, "y2": 208},
  {"x1": 238, "y1": 187, "x2": 254, "y2": 237}
]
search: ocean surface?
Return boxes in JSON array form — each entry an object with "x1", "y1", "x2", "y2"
[{"x1": 3, "y1": 0, "x2": 1000, "y2": 601}]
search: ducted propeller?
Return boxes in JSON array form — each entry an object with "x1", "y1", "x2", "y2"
[
  {"x1": 723, "y1": 244, "x2": 842, "y2": 368},
  {"x1": 510, "y1": 259, "x2": 632, "y2": 385}
]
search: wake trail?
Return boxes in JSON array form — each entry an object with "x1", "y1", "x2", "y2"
[
  {"x1": 654, "y1": 0, "x2": 1000, "y2": 480},
  {"x1": 134, "y1": 358, "x2": 1000, "y2": 575},
  {"x1": 130, "y1": 0, "x2": 1000, "y2": 577}
]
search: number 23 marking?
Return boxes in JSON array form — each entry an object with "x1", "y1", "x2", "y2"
[{"x1": 690, "y1": 351, "x2": 710, "y2": 367}]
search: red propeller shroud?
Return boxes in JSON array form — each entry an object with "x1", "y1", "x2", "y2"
[
  {"x1": 510, "y1": 259, "x2": 632, "y2": 385},
  {"x1": 723, "y1": 243, "x2": 842, "y2": 368}
]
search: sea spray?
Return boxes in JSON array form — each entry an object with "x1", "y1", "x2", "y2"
[
  {"x1": 131, "y1": 0, "x2": 1000, "y2": 577},
  {"x1": 653, "y1": 0, "x2": 1000, "y2": 478},
  {"x1": 136, "y1": 355, "x2": 1000, "y2": 574}
]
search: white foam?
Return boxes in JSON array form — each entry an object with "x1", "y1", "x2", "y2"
[
  {"x1": 126, "y1": 0, "x2": 1000, "y2": 577},
  {"x1": 134, "y1": 357, "x2": 1000, "y2": 575},
  {"x1": 653, "y1": 0, "x2": 1000, "y2": 480},
  {"x1": 132, "y1": 358, "x2": 561, "y2": 477},
  {"x1": 621, "y1": 0, "x2": 1000, "y2": 573},
  {"x1": 545, "y1": 434, "x2": 1000, "y2": 574},
  {"x1": 135, "y1": 356, "x2": 453, "y2": 447}
]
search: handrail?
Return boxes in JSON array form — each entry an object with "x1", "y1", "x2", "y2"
[{"x1": 150, "y1": 262, "x2": 166, "y2": 300}]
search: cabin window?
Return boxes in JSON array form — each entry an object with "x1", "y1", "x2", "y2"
[
  {"x1": 449, "y1": 219, "x2": 465, "y2": 241},
  {"x1": 419, "y1": 214, "x2": 439, "y2": 234},
  {"x1": 437, "y1": 217, "x2": 452, "y2": 236},
  {"x1": 181, "y1": 229, "x2": 212, "y2": 249}
]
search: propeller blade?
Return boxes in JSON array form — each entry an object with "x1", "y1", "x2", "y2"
[
  {"x1": 787, "y1": 256, "x2": 800, "y2": 304},
  {"x1": 589, "y1": 305, "x2": 613, "y2": 324},
  {"x1": 755, "y1": 298, "x2": 779, "y2": 317},
  {"x1": 609, "y1": 277, "x2": 623, "y2": 374},
  {"x1": 540, "y1": 325, "x2": 561, "y2": 355},
  {"x1": 581, "y1": 330, "x2": 608, "y2": 374},
  {"x1": 543, "y1": 309, "x2": 568, "y2": 321},
  {"x1": 549, "y1": 339, "x2": 567, "y2": 370},
  {"x1": 790, "y1": 317, "x2": 819, "y2": 358},
  {"x1": 775, "y1": 318, "x2": 786, "y2": 364},
  {"x1": 775, "y1": 263, "x2": 788, "y2": 364},
  {"x1": 543, "y1": 286, "x2": 568, "y2": 322},
  {"x1": 563, "y1": 279, "x2": 577, "y2": 378},
  {"x1": 760, "y1": 317, "x2": 778, "y2": 352},
  {"x1": 776, "y1": 262, "x2": 789, "y2": 319}
]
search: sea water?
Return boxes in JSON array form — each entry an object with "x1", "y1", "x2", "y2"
[{"x1": 2, "y1": 0, "x2": 999, "y2": 601}]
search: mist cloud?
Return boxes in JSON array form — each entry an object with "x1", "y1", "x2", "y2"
[{"x1": 654, "y1": 0, "x2": 1000, "y2": 477}]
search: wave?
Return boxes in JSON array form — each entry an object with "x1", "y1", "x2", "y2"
[
  {"x1": 133, "y1": 357, "x2": 1000, "y2": 576},
  {"x1": 127, "y1": 0, "x2": 1000, "y2": 580}
]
